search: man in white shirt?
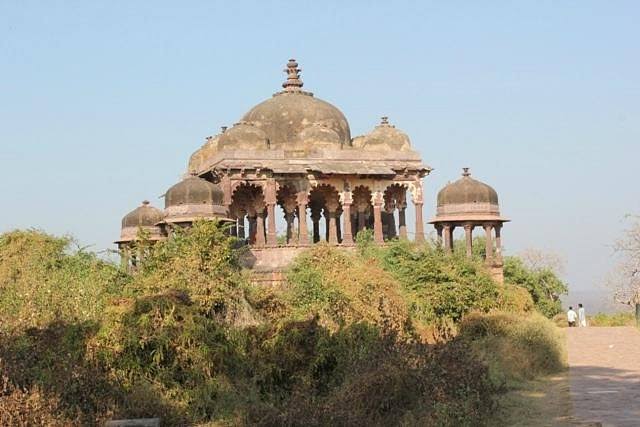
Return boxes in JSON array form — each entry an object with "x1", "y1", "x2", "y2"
[
  {"x1": 567, "y1": 306, "x2": 577, "y2": 327},
  {"x1": 578, "y1": 303, "x2": 587, "y2": 327}
]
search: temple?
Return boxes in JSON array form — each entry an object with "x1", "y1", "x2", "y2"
[{"x1": 115, "y1": 59, "x2": 508, "y2": 281}]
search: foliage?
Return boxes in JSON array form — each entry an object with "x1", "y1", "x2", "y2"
[
  {"x1": 459, "y1": 312, "x2": 566, "y2": 387},
  {"x1": 0, "y1": 224, "x2": 564, "y2": 426},
  {"x1": 372, "y1": 239, "x2": 532, "y2": 329},
  {"x1": 588, "y1": 312, "x2": 635, "y2": 327},
  {"x1": 503, "y1": 256, "x2": 568, "y2": 318},
  {"x1": 0, "y1": 230, "x2": 126, "y2": 333}
]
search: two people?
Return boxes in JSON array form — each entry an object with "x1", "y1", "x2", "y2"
[{"x1": 567, "y1": 304, "x2": 586, "y2": 327}]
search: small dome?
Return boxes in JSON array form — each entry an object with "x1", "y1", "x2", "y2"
[
  {"x1": 218, "y1": 122, "x2": 269, "y2": 150},
  {"x1": 437, "y1": 168, "x2": 498, "y2": 207},
  {"x1": 240, "y1": 59, "x2": 351, "y2": 150},
  {"x1": 117, "y1": 201, "x2": 164, "y2": 243},
  {"x1": 358, "y1": 117, "x2": 412, "y2": 152},
  {"x1": 430, "y1": 168, "x2": 508, "y2": 223},
  {"x1": 165, "y1": 176, "x2": 224, "y2": 208},
  {"x1": 164, "y1": 176, "x2": 228, "y2": 224}
]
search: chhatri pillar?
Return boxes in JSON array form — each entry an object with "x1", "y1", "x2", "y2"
[
  {"x1": 464, "y1": 223, "x2": 473, "y2": 258},
  {"x1": 398, "y1": 202, "x2": 408, "y2": 240},
  {"x1": 297, "y1": 191, "x2": 309, "y2": 245},
  {"x1": 372, "y1": 192, "x2": 384, "y2": 244},
  {"x1": 341, "y1": 190, "x2": 354, "y2": 245}
]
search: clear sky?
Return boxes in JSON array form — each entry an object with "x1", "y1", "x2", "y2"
[{"x1": 1, "y1": 1, "x2": 639, "y2": 309}]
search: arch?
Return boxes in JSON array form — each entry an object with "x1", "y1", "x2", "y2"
[
  {"x1": 230, "y1": 183, "x2": 266, "y2": 246},
  {"x1": 308, "y1": 184, "x2": 341, "y2": 244}
]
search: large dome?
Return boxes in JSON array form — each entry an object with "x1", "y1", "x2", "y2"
[{"x1": 240, "y1": 59, "x2": 351, "y2": 150}]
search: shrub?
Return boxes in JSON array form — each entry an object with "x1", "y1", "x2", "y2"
[
  {"x1": 0, "y1": 230, "x2": 126, "y2": 333},
  {"x1": 459, "y1": 312, "x2": 565, "y2": 386}
]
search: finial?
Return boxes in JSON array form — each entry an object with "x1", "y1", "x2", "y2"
[
  {"x1": 142, "y1": 200, "x2": 150, "y2": 205},
  {"x1": 381, "y1": 116, "x2": 389, "y2": 125},
  {"x1": 282, "y1": 58, "x2": 303, "y2": 91},
  {"x1": 462, "y1": 167, "x2": 470, "y2": 177}
]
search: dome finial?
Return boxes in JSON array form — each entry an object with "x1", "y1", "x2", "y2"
[
  {"x1": 462, "y1": 167, "x2": 471, "y2": 177},
  {"x1": 282, "y1": 58, "x2": 303, "y2": 91},
  {"x1": 381, "y1": 116, "x2": 389, "y2": 125},
  {"x1": 142, "y1": 200, "x2": 150, "y2": 205}
]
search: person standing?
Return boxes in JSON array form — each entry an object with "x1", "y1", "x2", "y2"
[
  {"x1": 578, "y1": 303, "x2": 587, "y2": 327},
  {"x1": 567, "y1": 306, "x2": 577, "y2": 327}
]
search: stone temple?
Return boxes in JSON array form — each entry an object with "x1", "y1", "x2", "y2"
[{"x1": 116, "y1": 59, "x2": 508, "y2": 282}]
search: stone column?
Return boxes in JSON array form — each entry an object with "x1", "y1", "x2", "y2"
[
  {"x1": 373, "y1": 200, "x2": 384, "y2": 244},
  {"x1": 248, "y1": 215, "x2": 257, "y2": 244},
  {"x1": 414, "y1": 202, "x2": 425, "y2": 243},
  {"x1": 311, "y1": 208, "x2": 321, "y2": 243},
  {"x1": 464, "y1": 223, "x2": 473, "y2": 258},
  {"x1": 443, "y1": 224, "x2": 452, "y2": 253},
  {"x1": 266, "y1": 202, "x2": 277, "y2": 246},
  {"x1": 342, "y1": 201, "x2": 354, "y2": 245},
  {"x1": 494, "y1": 223, "x2": 503, "y2": 262},
  {"x1": 484, "y1": 224, "x2": 493, "y2": 264},
  {"x1": 297, "y1": 192, "x2": 309, "y2": 245},
  {"x1": 398, "y1": 203, "x2": 407, "y2": 240},
  {"x1": 284, "y1": 211, "x2": 295, "y2": 244},
  {"x1": 265, "y1": 180, "x2": 277, "y2": 246},
  {"x1": 435, "y1": 224, "x2": 443, "y2": 247},
  {"x1": 328, "y1": 211, "x2": 338, "y2": 244},
  {"x1": 324, "y1": 210, "x2": 330, "y2": 242},
  {"x1": 387, "y1": 211, "x2": 397, "y2": 239},
  {"x1": 255, "y1": 210, "x2": 266, "y2": 247}
]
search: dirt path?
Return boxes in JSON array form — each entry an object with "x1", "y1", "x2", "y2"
[{"x1": 566, "y1": 327, "x2": 640, "y2": 426}]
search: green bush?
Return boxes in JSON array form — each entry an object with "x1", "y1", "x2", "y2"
[{"x1": 503, "y1": 257, "x2": 567, "y2": 318}]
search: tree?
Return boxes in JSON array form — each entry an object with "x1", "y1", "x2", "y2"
[
  {"x1": 503, "y1": 249, "x2": 568, "y2": 318},
  {"x1": 609, "y1": 215, "x2": 640, "y2": 307}
]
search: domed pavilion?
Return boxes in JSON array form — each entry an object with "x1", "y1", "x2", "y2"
[
  {"x1": 429, "y1": 168, "x2": 509, "y2": 282},
  {"x1": 117, "y1": 58, "x2": 432, "y2": 274}
]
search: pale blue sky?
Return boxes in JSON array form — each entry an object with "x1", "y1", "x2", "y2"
[{"x1": 1, "y1": 1, "x2": 639, "y2": 306}]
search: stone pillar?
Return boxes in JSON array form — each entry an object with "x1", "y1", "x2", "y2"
[
  {"x1": 373, "y1": 201, "x2": 384, "y2": 244},
  {"x1": 324, "y1": 209, "x2": 330, "y2": 242},
  {"x1": 328, "y1": 211, "x2": 338, "y2": 244},
  {"x1": 255, "y1": 210, "x2": 266, "y2": 247},
  {"x1": 464, "y1": 224, "x2": 473, "y2": 258},
  {"x1": 297, "y1": 193, "x2": 309, "y2": 245},
  {"x1": 443, "y1": 224, "x2": 452, "y2": 253},
  {"x1": 265, "y1": 180, "x2": 277, "y2": 246},
  {"x1": 248, "y1": 215, "x2": 257, "y2": 244},
  {"x1": 336, "y1": 208, "x2": 342, "y2": 243},
  {"x1": 414, "y1": 202, "x2": 425, "y2": 243},
  {"x1": 435, "y1": 224, "x2": 443, "y2": 247},
  {"x1": 398, "y1": 204, "x2": 407, "y2": 240},
  {"x1": 342, "y1": 201, "x2": 354, "y2": 245},
  {"x1": 484, "y1": 224, "x2": 493, "y2": 264},
  {"x1": 494, "y1": 223, "x2": 503, "y2": 262},
  {"x1": 284, "y1": 211, "x2": 295, "y2": 244},
  {"x1": 311, "y1": 208, "x2": 321, "y2": 243}
]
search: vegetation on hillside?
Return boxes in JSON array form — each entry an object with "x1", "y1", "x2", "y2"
[{"x1": 0, "y1": 224, "x2": 566, "y2": 426}]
